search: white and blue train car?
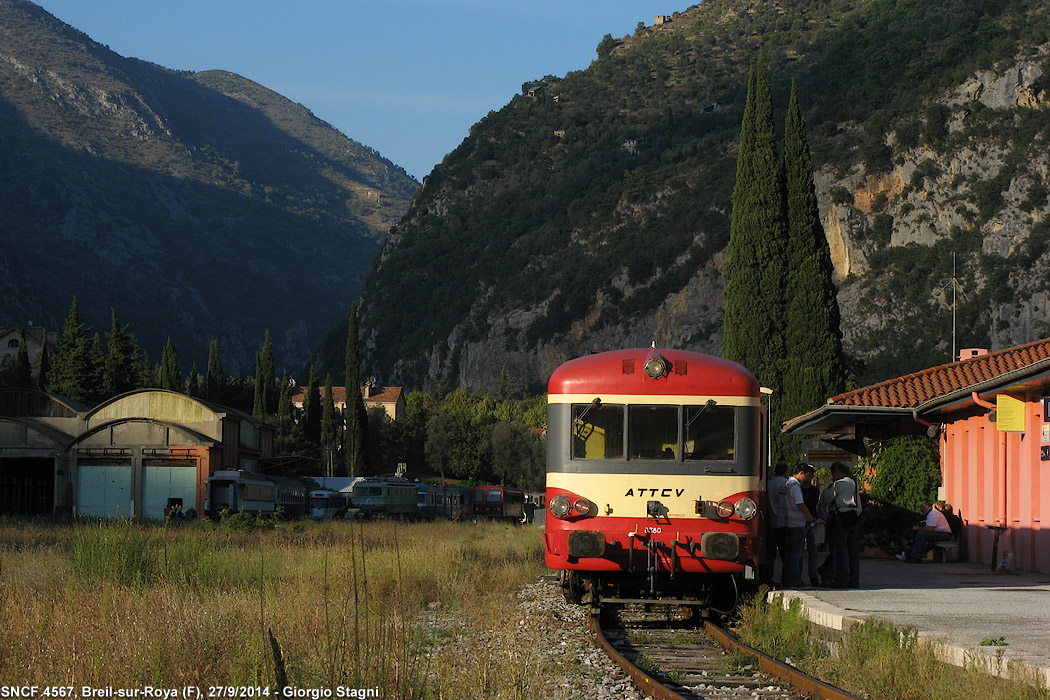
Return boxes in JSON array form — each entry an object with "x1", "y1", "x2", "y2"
[
  {"x1": 351, "y1": 477, "x2": 418, "y2": 519},
  {"x1": 309, "y1": 488, "x2": 348, "y2": 519},
  {"x1": 204, "y1": 470, "x2": 307, "y2": 518}
]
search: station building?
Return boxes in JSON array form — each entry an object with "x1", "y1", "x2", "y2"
[
  {"x1": 785, "y1": 337, "x2": 1050, "y2": 575},
  {"x1": 0, "y1": 388, "x2": 273, "y2": 519}
]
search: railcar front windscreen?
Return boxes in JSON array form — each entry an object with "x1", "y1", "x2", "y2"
[{"x1": 566, "y1": 402, "x2": 750, "y2": 473}]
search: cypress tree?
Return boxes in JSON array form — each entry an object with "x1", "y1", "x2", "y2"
[
  {"x1": 321, "y1": 373, "x2": 339, "y2": 476},
  {"x1": 258, "y1": 330, "x2": 276, "y2": 415},
  {"x1": 36, "y1": 342, "x2": 50, "y2": 392},
  {"x1": 302, "y1": 364, "x2": 322, "y2": 446},
  {"x1": 48, "y1": 298, "x2": 96, "y2": 402},
  {"x1": 252, "y1": 353, "x2": 265, "y2": 419},
  {"x1": 161, "y1": 337, "x2": 181, "y2": 392},
  {"x1": 13, "y1": 332, "x2": 32, "y2": 389},
  {"x1": 724, "y1": 56, "x2": 787, "y2": 391},
  {"x1": 782, "y1": 81, "x2": 847, "y2": 434},
  {"x1": 205, "y1": 338, "x2": 224, "y2": 403},
  {"x1": 344, "y1": 303, "x2": 367, "y2": 477},
  {"x1": 276, "y1": 371, "x2": 294, "y2": 436}
]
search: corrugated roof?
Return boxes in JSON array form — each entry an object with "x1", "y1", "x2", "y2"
[{"x1": 828, "y1": 337, "x2": 1050, "y2": 409}]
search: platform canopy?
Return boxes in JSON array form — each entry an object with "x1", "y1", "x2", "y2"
[{"x1": 783, "y1": 338, "x2": 1050, "y2": 454}]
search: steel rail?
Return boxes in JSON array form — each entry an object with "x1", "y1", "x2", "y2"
[
  {"x1": 703, "y1": 621, "x2": 862, "y2": 700},
  {"x1": 587, "y1": 614, "x2": 690, "y2": 700},
  {"x1": 588, "y1": 612, "x2": 862, "y2": 700}
]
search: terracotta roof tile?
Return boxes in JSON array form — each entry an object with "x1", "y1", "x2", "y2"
[
  {"x1": 828, "y1": 337, "x2": 1050, "y2": 409},
  {"x1": 290, "y1": 385, "x2": 403, "y2": 405}
]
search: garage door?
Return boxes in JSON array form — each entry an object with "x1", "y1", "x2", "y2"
[
  {"x1": 77, "y1": 465, "x2": 132, "y2": 518},
  {"x1": 143, "y1": 465, "x2": 197, "y2": 520}
]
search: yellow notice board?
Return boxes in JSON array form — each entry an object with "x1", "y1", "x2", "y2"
[{"x1": 996, "y1": 394, "x2": 1026, "y2": 432}]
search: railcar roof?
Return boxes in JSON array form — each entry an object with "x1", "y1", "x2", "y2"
[{"x1": 547, "y1": 348, "x2": 758, "y2": 397}]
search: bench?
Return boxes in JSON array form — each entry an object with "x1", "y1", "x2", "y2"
[{"x1": 932, "y1": 539, "x2": 959, "y2": 562}]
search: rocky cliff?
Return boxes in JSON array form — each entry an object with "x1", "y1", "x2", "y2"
[{"x1": 356, "y1": 0, "x2": 1050, "y2": 395}]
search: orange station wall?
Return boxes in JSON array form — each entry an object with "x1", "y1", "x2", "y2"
[{"x1": 940, "y1": 391, "x2": 1049, "y2": 574}]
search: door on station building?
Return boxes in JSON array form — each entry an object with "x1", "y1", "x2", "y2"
[
  {"x1": 142, "y1": 461, "x2": 198, "y2": 520},
  {"x1": 77, "y1": 464, "x2": 133, "y2": 517},
  {"x1": 0, "y1": 457, "x2": 55, "y2": 515}
]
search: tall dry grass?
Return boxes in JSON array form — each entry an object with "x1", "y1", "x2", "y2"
[{"x1": 0, "y1": 517, "x2": 546, "y2": 696}]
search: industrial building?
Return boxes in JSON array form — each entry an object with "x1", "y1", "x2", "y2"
[{"x1": 0, "y1": 388, "x2": 273, "y2": 519}]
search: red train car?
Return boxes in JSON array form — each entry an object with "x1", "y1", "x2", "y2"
[
  {"x1": 544, "y1": 347, "x2": 765, "y2": 613},
  {"x1": 471, "y1": 485, "x2": 525, "y2": 521}
]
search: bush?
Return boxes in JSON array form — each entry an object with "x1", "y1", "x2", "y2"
[{"x1": 865, "y1": 435, "x2": 941, "y2": 512}]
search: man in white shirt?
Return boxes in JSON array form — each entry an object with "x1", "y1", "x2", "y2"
[
  {"x1": 777, "y1": 464, "x2": 817, "y2": 586},
  {"x1": 898, "y1": 500, "x2": 953, "y2": 563}
]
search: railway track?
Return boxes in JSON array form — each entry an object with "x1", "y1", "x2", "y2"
[{"x1": 591, "y1": 605, "x2": 861, "y2": 700}]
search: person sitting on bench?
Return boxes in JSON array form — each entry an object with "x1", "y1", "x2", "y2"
[{"x1": 897, "y1": 500, "x2": 953, "y2": 563}]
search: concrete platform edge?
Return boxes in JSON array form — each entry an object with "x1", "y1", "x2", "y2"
[{"x1": 769, "y1": 589, "x2": 1050, "y2": 689}]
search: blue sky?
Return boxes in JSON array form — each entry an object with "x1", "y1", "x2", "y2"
[{"x1": 34, "y1": 0, "x2": 689, "y2": 181}]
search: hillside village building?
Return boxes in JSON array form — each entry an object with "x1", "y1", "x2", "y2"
[
  {"x1": 0, "y1": 325, "x2": 57, "y2": 379},
  {"x1": 0, "y1": 388, "x2": 272, "y2": 519},
  {"x1": 785, "y1": 338, "x2": 1050, "y2": 575},
  {"x1": 290, "y1": 381, "x2": 405, "y2": 421}
]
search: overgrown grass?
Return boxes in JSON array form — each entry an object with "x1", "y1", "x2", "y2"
[
  {"x1": 0, "y1": 518, "x2": 547, "y2": 696},
  {"x1": 735, "y1": 589, "x2": 1047, "y2": 700}
]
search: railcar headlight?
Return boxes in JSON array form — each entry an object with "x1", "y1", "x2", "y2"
[
  {"x1": 716, "y1": 500, "x2": 735, "y2": 518},
  {"x1": 549, "y1": 494, "x2": 572, "y2": 518},
  {"x1": 573, "y1": 499, "x2": 592, "y2": 516},
  {"x1": 644, "y1": 352, "x2": 669, "y2": 378},
  {"x1": 734, "y1": 497, "x2": 757, "y2": 520}
]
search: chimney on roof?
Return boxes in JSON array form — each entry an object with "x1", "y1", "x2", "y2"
[
  {"x1": 363, "y1": 378, "x2": 375, "y2": 398},
  {"x1": 960, "y1": 348, "x2": 988, "y2": 361}
]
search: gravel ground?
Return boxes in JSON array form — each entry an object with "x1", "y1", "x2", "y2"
[
  {"x1": 421, "y1": 575, "x2": 652, "y2": 699},
  {"x1": 514, "y1": 577, "x2": 650, "y2": 700}
]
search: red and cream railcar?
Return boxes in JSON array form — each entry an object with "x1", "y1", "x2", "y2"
[{"x1": 544, "y1": 347, "x2": 764, "y2": 612}]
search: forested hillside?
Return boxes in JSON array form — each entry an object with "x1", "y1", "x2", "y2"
[
  {"x1": 354, "y1": 0, "x2": 1050, "y2": 398},
  {"x1": 0, "y1": 0, "x2": 418, "y2": 372}
]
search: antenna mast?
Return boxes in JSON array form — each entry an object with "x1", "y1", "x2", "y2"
[{"x1": 938, "y1": 253, "x2": 964, "y2": 361}]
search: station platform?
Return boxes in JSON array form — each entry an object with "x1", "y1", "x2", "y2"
[{"x1": 775, "y1": 558, "x2": 1050, "y2": 688}]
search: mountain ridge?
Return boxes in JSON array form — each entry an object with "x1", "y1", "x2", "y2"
[
  {"x1": 353, "y1": 0, "x2": 1050, "y2": 396},
  {"x1": 0, "y1": 0, "x2": 418, "y2": 373}
]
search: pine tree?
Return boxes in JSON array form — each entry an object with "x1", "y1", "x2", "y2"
[
  {"x1": 205, "y1": 338, "x2": 224, "y2": 403},
  {"x1": 161, "y1": 338, "x2": 181, "y2": 392},
  {"x1": 48, "y1": 298, "x2": 97, "y2": 402},
  {"x1": 103, "y1": 309, "x2": 139, "y2": 398},
  {"x1": 724, "y1": 56, "x2": 787, "y2": 391},
  {"x1": 344, "y1": 303, "x2": 367, "y2": 476},
  {"x1": 782, "y1": 81, "x2": 847, "y2": 436},
  {"x1": 302, "y1": 365, "x2": 322, "y2": 446},
  {"x1": 187, "y1": 363, "x2": 201, "y2": 398}
]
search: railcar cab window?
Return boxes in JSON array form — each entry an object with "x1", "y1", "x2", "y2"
[
  {"x1": 572, "y1": 403, "x2": 625, "y2": 459},
  {"x1": 684, "y1": 405, "x2": 736, "y2": 461},
  {"x1": 629, "y1": 405, "x2": 679, "y2": 459},
  {"x1": 486, "y1": 490, "x2": 502, "y2": 502}
]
